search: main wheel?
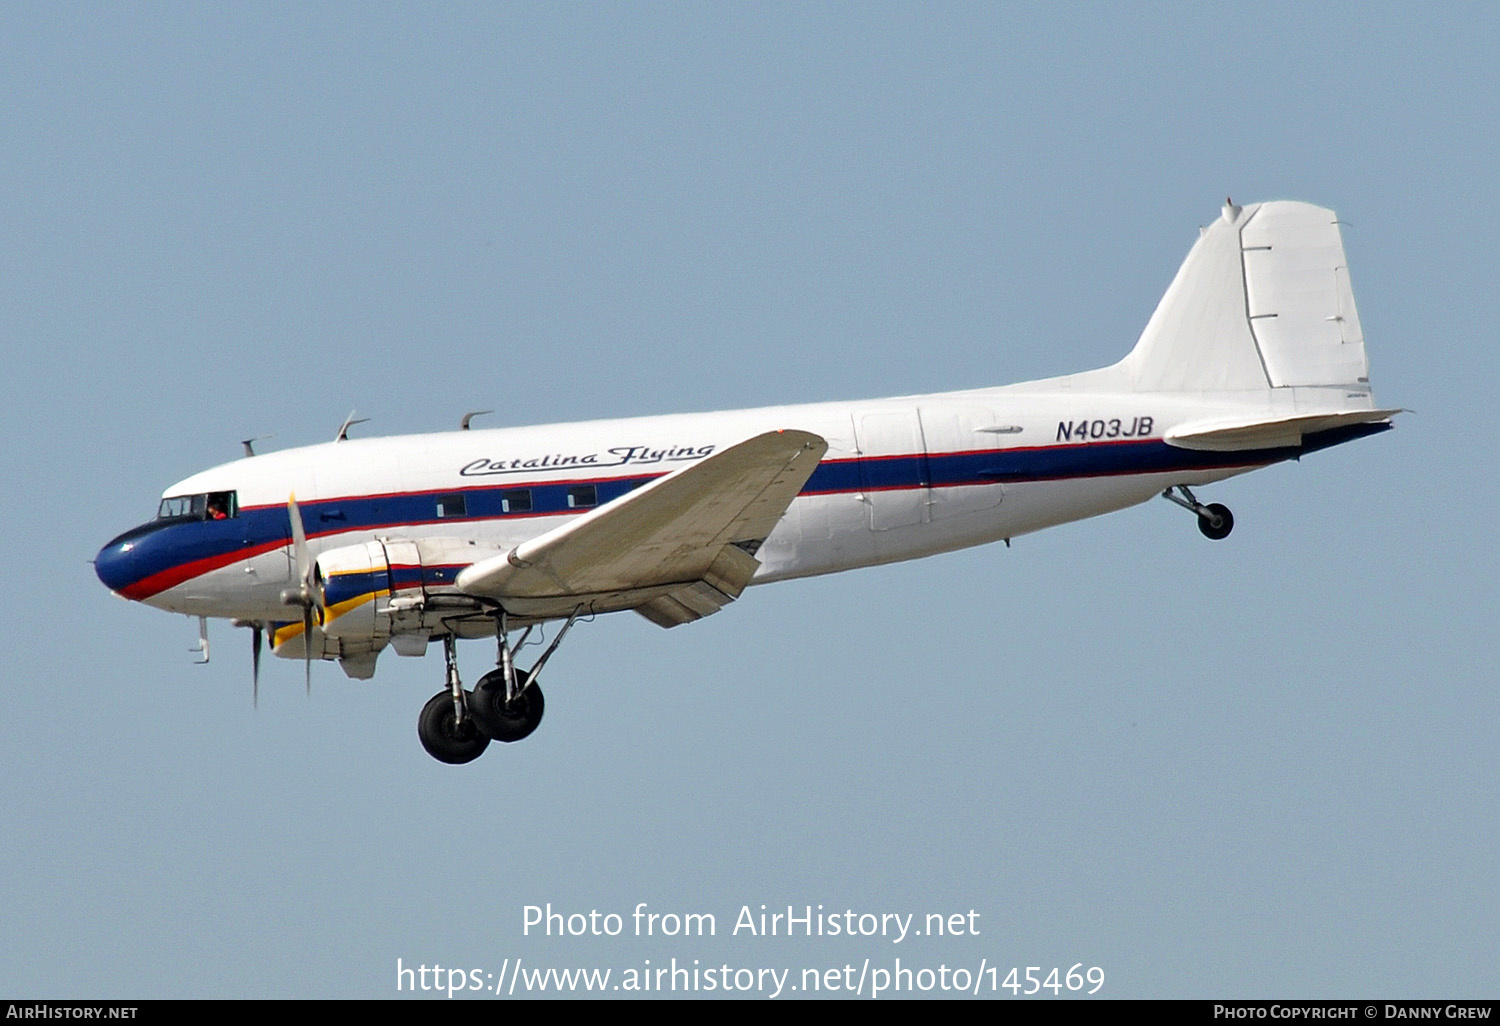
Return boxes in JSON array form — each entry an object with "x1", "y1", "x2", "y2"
[
  {"x1": 470, "y1": 669, "x2": 545, "y2": 742},
  {"x1": 417, "y1": 690, "x2": 491, "y2": 764},
  {"x1": 1197, "y1": 502, "x2": 1234, "y2": 540}
]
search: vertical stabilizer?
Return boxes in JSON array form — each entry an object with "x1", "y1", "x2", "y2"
[{"x1": 1121, "y1": 201, "x2": 1371, "y2": 393}]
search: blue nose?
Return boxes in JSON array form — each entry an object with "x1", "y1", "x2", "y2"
[
  {"x1": 96, "y1": 538, "x2": 139, "y2": 596},
  {"x1": 95, "y1": 522, "x2": 160, "y2": 598}
]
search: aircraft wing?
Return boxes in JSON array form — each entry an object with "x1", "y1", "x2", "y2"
[{"x1": 454, "y1": 429, "x2": 828, "y2": 626}]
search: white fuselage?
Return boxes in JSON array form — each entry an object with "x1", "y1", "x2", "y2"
[
  {"x1": 96, "y1": 199, "x2": 1396, "y2": 667},
  {"x1": 112, "y1": 381, "x2": 1360, "y2": 624}
]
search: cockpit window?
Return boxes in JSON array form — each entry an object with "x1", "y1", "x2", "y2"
[{"x1": 157, "y1": 491, "x2": 238, "y2": 521}]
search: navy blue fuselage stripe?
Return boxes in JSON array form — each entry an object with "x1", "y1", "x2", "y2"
[
  {"x1": 322, "y1": 562, "x2": 469, "y2": 607},
  {"x1": 99, "y1": 423, "x2": 1390, "y2": 593}
]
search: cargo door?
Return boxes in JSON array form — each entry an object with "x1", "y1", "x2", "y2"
[
  {"x1": 854, "y1": 410, "x2": 930, "y2": 530},
  {"x1": 918, "y1": 406, "x2": 1006, "y2": 521}
]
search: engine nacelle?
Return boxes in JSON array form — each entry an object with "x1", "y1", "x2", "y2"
[
  {"x1": 315, "y1": 537, "x2": 502, "y2": 641},
  {"x1": 267, "y1": 537, "x2": 513, "y2": 672},
  {"x1": 270, "y1": 537, "x2": 506, "y2": 675}
]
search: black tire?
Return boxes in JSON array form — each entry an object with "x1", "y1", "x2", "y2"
[
  {"x1": 417, "y1": 690, "x2": 491, "y2": 764},
  {"x1": 1197, "y1": 502, "x2": 1234, "y2": 540},
  {"x1": 470, "y1": 669, "x2": 545, "y2": 743}
]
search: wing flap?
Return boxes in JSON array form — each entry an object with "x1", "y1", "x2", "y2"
[
  {"x1": 454, "y1": 430, "x2": 827, "y2": 614},
  {"x1": 632, "y1": 544, "x2": 762, "y2": 627},
  {"x1": 636, "y1": 583, "x2": 735, "y2": 628}
]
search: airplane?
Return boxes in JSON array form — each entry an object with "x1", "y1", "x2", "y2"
[{"x1": 95, "y1": 199, "x2": 1399, "y2": 764}]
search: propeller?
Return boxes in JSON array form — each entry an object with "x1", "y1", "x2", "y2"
[{"x1": 279, "y1": 492, "x2": 319, "y2": 695}]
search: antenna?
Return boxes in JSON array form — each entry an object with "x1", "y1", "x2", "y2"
[
  {"x1": 190, "y1": 615, "x2": 210, "y2": 664},
  {"x1": 461, "y1": 410, "x2": 493, "y2": 430},
  {"x1": 240, "y1": 434, "x2": 274, "y2": 457},
  {"x1": 335, "y1": 410, "x2": 369, "y2": 442}
]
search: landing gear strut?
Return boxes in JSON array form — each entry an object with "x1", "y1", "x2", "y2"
[
  {"x1": 467, "y1": 606, "x2": 581, "y2": 743},
  {"x1": 416, "y1": 635, "x2": 490, "y2": 764},
  {"x1": 415, "y1": 607, "x2": 586, "y2": 762},
  {"x1": 1162, "y1": 485, "x2": 1234, "y2": 540}
]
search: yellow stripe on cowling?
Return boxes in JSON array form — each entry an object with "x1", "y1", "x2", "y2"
[
  {"x1": 272, "y1": 621, "x2": 305, "y2": 646},
  {"x1": 322, "y1": 589, "x2": 386, "y2": 624},
  {"x1": 271, "y1": 589, "x2": 387, "y2": 648}
]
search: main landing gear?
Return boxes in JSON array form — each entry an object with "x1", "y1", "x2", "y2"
[
  {"x1": 417, "y1": 635, "x2": 490, "y2": 765},
  {"x1": 1162, "y1": 485, "x2": 1234, "y2": 540},
  {"x1": 415, "y1": 607, "x2": 583, "y2": 764},
  {"x1": 470, "y1": 669, "x2": 545, "y2": 742}
]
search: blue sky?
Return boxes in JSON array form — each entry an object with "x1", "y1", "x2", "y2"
[{"x1": 2, "y1": 3, "x2": 1495, "y2": 998}]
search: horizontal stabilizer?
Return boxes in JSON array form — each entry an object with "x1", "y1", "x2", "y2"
[{"x1": 1164, "y1": 409, "x2": 1402, "y2": 452}]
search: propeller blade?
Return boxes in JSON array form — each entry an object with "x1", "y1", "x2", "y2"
[
  {"x1": 303, "y1": 608, "x2": 313, "y2": 697},
  {"x1": 285, "y1": 494, "x2": 318, "y2": 696},
  {"x1": 287, "y1": 492, "x2": 311, "y2": 590},
  {"x1": 251, "y1": 624, "x2": 262, "y2": 709}
]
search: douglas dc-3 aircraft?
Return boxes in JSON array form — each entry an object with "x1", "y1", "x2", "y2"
[{"x1": 96, "y1": 200, "x2": 1398, "y2": 763}]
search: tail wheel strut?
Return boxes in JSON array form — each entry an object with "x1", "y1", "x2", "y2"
[{"x1": 1162, "y1": 486, "x2": 1234, "y2": 541}]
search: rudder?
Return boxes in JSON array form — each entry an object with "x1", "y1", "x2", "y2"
[{"x1": 1121, "y1": 200, "x2": 1372, "y2": 393}]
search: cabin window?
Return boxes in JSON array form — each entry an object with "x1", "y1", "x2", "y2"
[
  {"x1": 500, "y1": 489, "x2": 532, "y2": 514},
  {"x1": 566, "y1": 485, "x2": 597, "y2": 509},
  {"x1": 157, "y1": 491, "x2": 237, "y2": 521},
  {"x1": 435, "y1": 493, "x2": 467, "y2": 518}
]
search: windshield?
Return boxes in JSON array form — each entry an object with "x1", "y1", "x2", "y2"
[{"x1": 156, "y1": 491, "x2": 237, "y2": 521}]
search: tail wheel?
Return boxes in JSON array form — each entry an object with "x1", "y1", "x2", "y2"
[{"x1": 1197, "y1": 502, "x2": 1234, "y2": 541}]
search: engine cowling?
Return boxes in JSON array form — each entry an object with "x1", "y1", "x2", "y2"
[{"x1": 309, "y1": 539, "x2": 396, "y2": 643}]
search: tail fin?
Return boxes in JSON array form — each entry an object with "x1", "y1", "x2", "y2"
[{"x1": 1120, "y1": 200, "x2": 1372, "y2": 393}]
